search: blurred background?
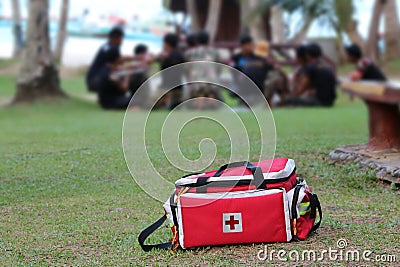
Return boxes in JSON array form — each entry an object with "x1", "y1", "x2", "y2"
[
  {"x1": 0, "y1": 0, "x2": 400, "y2": 108},
  {"x1": 0, "y1": 0, "x2": 399, "y2": 67}
]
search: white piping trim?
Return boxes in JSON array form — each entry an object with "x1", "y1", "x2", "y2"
[
  {"x1": 181, "y1": 189, "x2": 283, "y2": 199},
  {"x1": 163, "y1": 198, "x2": 174, "y2": 225},
  {"x1": 282, "y1": 190, "x2": 292, "y2": 241},
  {"x1": 176, "y1": 198, "x2": 185, "y2": 249}
]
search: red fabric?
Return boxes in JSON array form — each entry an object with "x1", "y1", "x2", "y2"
[
  {"x1": 179, "y1": 191, "x2": 290, "y2": 248},
  {"x1": 183, "y1": 185, "x2": 256, "y2": 194},
  {"x1": 296, "y1": 193, "x2": 316, "y2": 240},
  {"x1": 296, "y1": 213, "x2": 315, "y2": 240},
  {"x1": 199, "y1": 158, "x2": 289, "y2": 177},
  {"x1": 265, "y1": 172, "x2": 297, "y2": 192},
  {"x1": 179, "y1": 158, "x2": 296, "y2": 193}
]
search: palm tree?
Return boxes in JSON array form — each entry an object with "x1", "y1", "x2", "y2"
[
  {"x1": 383, "y1": 0, "x2": 400, "y2": 59},
  {"x1": 54, "y1": 0, "x2": 69, "y2": 62},
  {"x1": 204, "y1": 0, "x2": 223, "y2": 42},
  {"x1": 246, "y1": 0, "x2": 269, "y2": 41},
  {"x1": 271, "y1": 4, "x2": 286, "y2": 42},
  {"x1": 246, "y1": 0, "x2": 330, "y2": 43},
  {"x1": 11, "y1": 0, "x2": 23, "y2": 57},
  {"x1": 365, "y1": 0, "x2": 385, "y2": 61},
  {"x1": 186, "y1": 0, "x2": 200, "y2": 32},
  {"x1": 329, "y1": 0, "x2": 363, "y2": 46},
  {"x1": 15, "y1": 0, "x2": 65, "y2": 103}
]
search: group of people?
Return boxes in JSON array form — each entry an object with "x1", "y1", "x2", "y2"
[
  {"x1": 86, "y1": 28, "x2": 149, "y2": 109},
  {"x1": 285, "y1": 43, "x2": 337, "y2": 107},
  {"x1": 85, "y1": 27, "x2": 387, "y2": 110}
]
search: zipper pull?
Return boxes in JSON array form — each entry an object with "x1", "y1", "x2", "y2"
[{"x1": 292, "y1": 218, "x2": 299, "y2": 241}]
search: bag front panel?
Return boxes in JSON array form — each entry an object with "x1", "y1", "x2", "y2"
[{"x1": 176, "y1": 189, "x2": 292, "y2": 249}]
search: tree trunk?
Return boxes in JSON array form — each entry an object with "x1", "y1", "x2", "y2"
[
  {"x1": 14, "y1": 0, "x2": 66, "y2": 103},
  {"x1": 54, "y1": 0, "x2": 69, "y2": 62},
  {"x1": 247, "y1": 0, "x2": 267, "y2": 42},
  {"x1": 366, "y1": 0, "x2": 384, "y2": 61},
  {"x1": 239, "y1": 0, "x2": 250, "y2": 35},
  {"x1": 271, "y1": 4, "x2": 286, "y2": 43},
  {"x1": 345, "y1": 19, "x2": 365, "y2": 47},
  {"x1": 186, "y1": 0, "x2": 200, "y2": 32},
  {"x1": 289, "y1": 16, "x2": 313, "y2": 44},
  {"x1": 205, "y1": 0, "x2": 223, "y2": 42},
  {"x1": 11, "y1": 0, "x2": 23, "y2": 57},
  {"x1": 384, "y1": 0, "x2": 400, "y2": 60}
]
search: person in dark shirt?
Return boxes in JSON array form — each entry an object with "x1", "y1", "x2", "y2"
[
  {"x1": 97, "y1": 47, "x2": 131, "y2": 110},
  {"x1": 159, "y1": 33, "x2": 185, "y2": 110},
  {"x1": 128, "y1": 44, "x2": 149, "y2": 95},
  {"x1": 186, "y1": 33, "x2": 198, "y2": 49},
  {"x1": 253, "y1": 40, "x2": 289, "y2": 105},
  {"x1": 86, "y1": 27, "x2": 124, "y2": 92},
  {"x1": 231, "y1": 36, "x2": 273, "y2": 106},
  {"x1": 284, "y1": 43, "x2": 337, "y2": 107},
  {"x1": 345, "y1": 43, "x2": 387, "y2": 81},
  {"x1": 291, "y1": 45, "x2": 309, "y2": 92},
  {"x1": 232, "y1": 36, "x2": 273, "y2": 92}
]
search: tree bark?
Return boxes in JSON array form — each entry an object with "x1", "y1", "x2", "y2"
[
  {"x1": 54, "y1": 0, "x2": 69, "y2": 62},
  {"x1": 205, "y1": 0, "x2": 223, "y2": 42},
  {"x1": 11, "y1": 0, "x2": 23, "y2": 57},
  {"x1": 383, "y1": 0, "x2": 400, "y2": 60},
  {"x1": 365, "y1": 0, "x2": 384, "y2": 61},
  {"x1": 345, "y1": 19, "x2": 365, "y2": 47},
  {"x1": 239, "y1": 0, "x2": 250, "y2": 35},
  {"x1": 247, "y1": 0, "x2": 267, "y2": 42},
  {"x1": 14, "y1": 0, "x2": 66, "y2": 103},
  {"x1": 289, "y1": 16, "x2": 313, "y2": 44},
  {"x1": 271, "y1": 4, "x2": 286, "y2": 43},
  {"x1": 186, "y1": 0, "x2": 200, "y2": 32}
]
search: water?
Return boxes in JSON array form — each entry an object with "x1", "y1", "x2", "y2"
[{"x1": 0, "y1": 20, "x2": 162, "y2": 67}]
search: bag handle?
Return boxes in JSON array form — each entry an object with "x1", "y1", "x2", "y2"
[
  {"x1": 309, "y1": 193, "x2": 322, "y2": 232},
  {"x1": 214, "y1": 161, "x2": 264, "y2": 189},
  {"x1": 138, "y1": 214, "x2": 172, "y2": 252}
]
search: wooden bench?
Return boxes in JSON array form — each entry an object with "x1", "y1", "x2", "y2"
[{"x1": 341, "y1": 81, "x2": 400, "y2": 151}]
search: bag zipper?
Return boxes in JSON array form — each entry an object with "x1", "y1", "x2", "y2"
[{"x1": 291, "y1": 180, "x2": 303, "y2": 241}]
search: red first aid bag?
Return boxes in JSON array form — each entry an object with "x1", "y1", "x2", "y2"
[{"x1": 138, "y1": 159, "x2": 322, "y2": 251}]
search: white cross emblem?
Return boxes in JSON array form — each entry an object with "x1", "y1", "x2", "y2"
[{"x1": 223, "y1": 213, "x2": 243, "y2": 233}]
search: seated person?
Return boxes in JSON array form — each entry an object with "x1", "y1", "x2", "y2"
[
  {"x1": 231, "y1": 36, "x2": 273, "y2": 105},
  {"x1": 291, "y1": 45, "x2": 309, "y2": 92},
  {"x1": 157, "y1": 33, "x2": 186, "y2": 110},
  {"x1": 184, "y1": 33, "x2": 198, "y2": 60},
  {"x1": 191, "y1": 86, "x2": 221, "y2": 110},
  {"x1": 185, "y1": 31, "x2": 222, "y2": 109},
  {"x1": 86, "y1": 27, "x2": 124, "y2": 93},
  {"x1": 344, "y1": 43, "x2": 387, "y2": 82},
  {"x1": 283, "y1": 43, "x2": 337, "y2": 107},
  {"x1": 254, "y1": 40, "x2": 289, "y2": 105},
  {"x1": 125, "y1": 44, "x2": 149, "y2": 95},
  {"x1": 97, "y1": 48, "x2": 132, "y2": 110}
]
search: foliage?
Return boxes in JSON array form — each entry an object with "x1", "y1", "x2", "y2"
[{"x1": 247, "y1": 0, "x2": 357, "y2": 42}]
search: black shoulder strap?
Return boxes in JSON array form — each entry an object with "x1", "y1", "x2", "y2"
[
  {"x1": 214, "y1": 161, "x2": 264, "y2": 189},
  {"x1": 138, "y1": 214, "x2": 172, "y2": 252},
  {"x1": 309, "y1": 193, "x2": 322, "y2": 232}
]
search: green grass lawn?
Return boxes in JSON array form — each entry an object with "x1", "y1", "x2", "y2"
[{"x1": 0, "y1": 74, "x2": 399, "y2": 266}]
